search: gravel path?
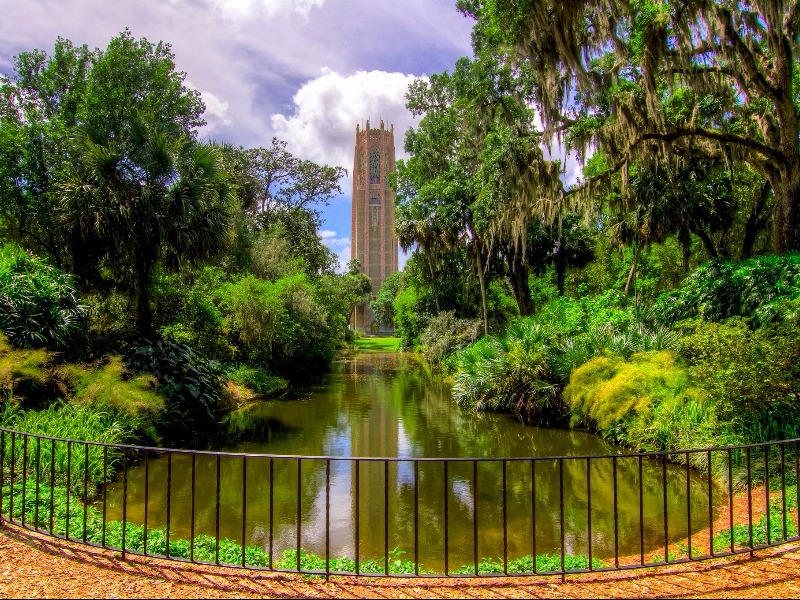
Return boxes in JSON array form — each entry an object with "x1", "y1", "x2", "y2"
[{"x1": 2, "y1": 521, "x2": 800, "y2": 598}]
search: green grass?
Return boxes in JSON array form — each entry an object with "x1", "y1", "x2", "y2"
[{"x1": 354, "y1": 336, "x2": 401, "y2": 352}]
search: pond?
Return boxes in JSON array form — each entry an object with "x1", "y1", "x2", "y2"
[{"x1": 104, "y1": 352, "x2": 719, "y2": 572}]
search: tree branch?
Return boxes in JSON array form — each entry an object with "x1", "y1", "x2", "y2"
[{"x1": 638, "y1": 127, "x2": 784, "y2": 164}]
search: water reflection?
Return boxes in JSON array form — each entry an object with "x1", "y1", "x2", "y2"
[{"x1": 104, "y1": 353, "x2": 720, "y2": 572}]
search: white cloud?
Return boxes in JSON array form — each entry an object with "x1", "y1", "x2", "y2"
[
  {"x1": 270, "y1": 68, "x2": 422, "y2": 169},
  {"x1": 205, "y1": 0, "x2": 325, "y2": 20}
]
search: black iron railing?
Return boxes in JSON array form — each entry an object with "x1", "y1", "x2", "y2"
[{"x1": 1, "y1": 427, "x2": 798, "y2": 578}]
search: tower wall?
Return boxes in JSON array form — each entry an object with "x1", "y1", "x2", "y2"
[{"x1": 351, "y1": 120, "x2": 398, "y2": 333}]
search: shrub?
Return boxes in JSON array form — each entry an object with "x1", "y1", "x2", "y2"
[
  {"x1": 419, "y1": 311, "x2": 482, "y2": 366},
  {"x1": 0, "y1": 335, "x2": 53, "y2": 403},
  {"x1": 125, "y1": 339, "x2": 224, "y2": 446},
  {"x1": 653, "y1": 254, "x2": 800, "y2": 326},
  {"x1": 563, "y1": 350, "x2": 710, "y2": 450},
  {"x1": 227, "y1": 365, "x2": 288, "y2": 397},
  {"x1": 679, "y1": 315, "x2": 800, "y2": 444},
  {"x1": 0, "y1": 244, "x2": 88, "y2": 353}
]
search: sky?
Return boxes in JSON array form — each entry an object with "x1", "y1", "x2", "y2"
[{"x1": 0, "y1": 0, "x2": 478, "y2": 270}]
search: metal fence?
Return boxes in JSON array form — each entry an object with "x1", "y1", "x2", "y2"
[{"x1": 1, "y1": 426, "x2": 798, "y2": 578}]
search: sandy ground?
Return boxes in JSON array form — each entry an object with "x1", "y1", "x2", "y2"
[
  {"x1": 3, "y1": 485, "x2": 800, "y2": 598},
  {"x1": 2, "y1": 519, "x2": 800, "y2": 599}
]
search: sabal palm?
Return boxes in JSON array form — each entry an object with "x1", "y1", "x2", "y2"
[{"x1": 58, "y1": 120, "x2": 234, "y2": 335}]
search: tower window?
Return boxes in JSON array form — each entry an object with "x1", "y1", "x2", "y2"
[
  {"x1": 370, "y1": 206, "x2": 380, "y2": 227},
  {"x1": 369, "y1": 150, "x2": 380, "y2": 183}
]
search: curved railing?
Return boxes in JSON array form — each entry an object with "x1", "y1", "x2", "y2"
[{"x1": 1, "y1": 427, "x2": 798, "y2": 578}]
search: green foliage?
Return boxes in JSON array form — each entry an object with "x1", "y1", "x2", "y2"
[
  {"x1": 0, "y1": 244, "x2": 88, "y2": 352},
  {"x1": 563, "y1": 350, "x2": 711, "y2": 450},
  {"x1": 0, "y1": 335, "x2": 52, "y2": 403},
  {"x1": 60, "y1": 357, "x2": 163, "y2": 429},
  {"x1": 679, "y1": 315, "x2": 800, "y2": 444},
  {"x1": 455, "y1": 554, "x2": 605, "y2": 574},
  {"x1": 654, "y1": 255, "x2": 800, "y2": 326},
  {"x1": 370, "y1": 271, "x2": 403, "y2": 327},
  {"x1": 0, "y1": 403, "x2": 129, "y2": 496},
  {"x1": 227, "y1": 365, "x2": 288, "y2": 397},
  {"x1": 125, "y1": 339, "x2": 224, "y2": 445},
  {"x1": 419, "y1": 310, "x2": 482, "y2": 366}
]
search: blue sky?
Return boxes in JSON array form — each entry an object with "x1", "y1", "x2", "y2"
[{"x1": 0, "y1": 0, "x2": 477, "y2": 270}]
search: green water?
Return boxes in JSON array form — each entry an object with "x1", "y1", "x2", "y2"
[{"x1": 104, "y1": 353, "x2": 718, "y2": 572}]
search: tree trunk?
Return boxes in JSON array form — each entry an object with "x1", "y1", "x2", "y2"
[
  {"x1": 774, "y1": 163, "x2": 800, "y2": 254},
  {"x1": 678, "y1": 227, "x2": 691, "y2": 276},
  {"x1": 554, "y1": 241, "x2": 567, "y2": 297},
  {"x1": 426, "y1": 252, "x2": 441, "y2": 313},
  {"x1": 741, "y1": 182, "x2": 771, "y2": 259},
  {"x1": 474, "y1": 246, "x2": 489, "y2": 336},
  {"x1": 693, "y1": 227, "x2": 718, "y2": 259},
  {"x1": 135, "y1": 255, "x2": 153, "y2": 338},
  {"x1": 506, "y1": 252, "x2": 534, "y2": 316},
  {"x1": 624, "y1": 243, "x2": 640, "y2": 296}
]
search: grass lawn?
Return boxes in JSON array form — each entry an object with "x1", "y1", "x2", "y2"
[{"x1": 354, "y1": 336, "x2": 401, "y2": 352}]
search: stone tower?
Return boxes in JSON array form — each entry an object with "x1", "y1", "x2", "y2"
[{"x1": 351, "y1": 119, "x2": 398, "y2": 333}]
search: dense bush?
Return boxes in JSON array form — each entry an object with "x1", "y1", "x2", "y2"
[
  {"x1": 227, "y1": 365, "x2": 289, "y2": 397},
  {"x1": 654, "y1": 254, "x2": 800, "y2": 326},
  {"x1": 125, "y1": 339, "x2": 225, "y2": 445},
  {"x1": 679, "y1": 313, "x2": 800, "y2": 443},
  {"x1": 452, "y1": 293, "x2": 680, "y2": 423},
  {"x1": 0, "y1": 244, "x2": 88, "y2": 352},
  {"x1": 563, "y1": 350, "x2": 712, "y2": 451},
  {"x1": 419, "y1": 311, "x2": 482, "y2": 367}
]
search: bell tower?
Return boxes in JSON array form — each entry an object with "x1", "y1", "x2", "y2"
[{"x1": 351, "y1": 119, "x2": 398, "y2": 332}]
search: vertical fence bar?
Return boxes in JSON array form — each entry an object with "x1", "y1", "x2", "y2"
[
  {"x1": 559, "y1": 458, "x2": 565, "y2": 581},
  {"x1": 638, "y1": 454, "x2": 644, "y2": 565},
  {"x1": 9, "y1": 432, "x2": 15, "y2": 523},
  {"x1": 166, "y1": 452, "x2": 172, "y2": 559},
  {"x1": 215, "y1": 454, "x2": 221, "y2": 565},
  {"x1": 663, "y1": 457, "x2": 669, "y2": 563},
  {"x1": 83, "y1": 442, "x2": 89, "y2": 543},
  {"x1": 747, "y1": 446, "x2": 753, "y2": 556},
  {"x1": 296, "y1": 458, "x2": 302, "y2": 572},
  {"x1": 686, "y1": 452, "x2": 692, "y2": 559},
  {"x1": 384, "y1": 460, "x2": 389, "y2": 576},
  {"x1": 707, "y1": 449, "x2": 713, "y2": 556},
  {"x1": 780, "y1": 444, "x2": 787, "y2": 541},
  {"x1": 268, "y1": 457, "x2": 274, "y2": 570},
  {"x1": 21, "y1": 435, "x2": 27, "y2": 528},
  {"x1": 355, "y1": 459, "x2": 360, "y2": 576},
  {"x1": 502, "y1": 460, "x2": 508, "y2": 575},
  {"x1": 325, "y1": 459, "x2": 330, "y2": 577},
  {"x1": 765, "y1": 445, "x2": 771, "y2": 545},
  {"x1": 0, "y1": 430, "x2": 4, "y2": 520},
  {"x1": 34, "y1": 437, "x2": 41, "y2": 531},
  {"x1": 613, "y1": 456, "x2": 619, "y2": 568},
  {"x1": 121, "y1": 449, "x2": 128, "y2": 560},
  {"x1": 50, "y1": 439, "x2": 55, "y2": 535},
  {"x1": 444, "y1": 460, "x2": 449, "y2": 576},
  {"x1": 102, "y1": 445, "x2": 108, "y2": 547},
  {"x1": 587, "y1": 457, "x2": 593, "y2": 570},
  {"x1": 65, "y1": 440, "x2": 71, "y2": 538},
  {"x1": 473, "y1": 460, "x2": 479, "y2": 576},
  {"x1": 413, "y1": 460, "x2": 419, "y2": 577},
  {"x1": 532, "y1": 459, "x2": 537, "y2": 574},
  {"x1": 143, "y1": 451, "x2": 149, "y2": 555},
  {"x1": 795, "y1": 443, "x2": 799, "y2": 539},
  {"x1": 190, "y1": 454, "x2": 196, "y2": 563},
  {"x1": 728, "y1": 449, "x2": 734, "y2": 554},
  {"x1": 241, "y1": 455, "x2": 247, "y2": 567}
]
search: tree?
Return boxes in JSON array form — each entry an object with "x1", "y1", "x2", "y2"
[
  {"x1": 458, "y1": 0, "x2": 800, "y2": 252},
  {"x1": 58, "y1": 123, "x2": 234, "y2": 335}
]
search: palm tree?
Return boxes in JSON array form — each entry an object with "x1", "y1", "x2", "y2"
[{"x1": 58, "y1": 118, "x2": 235, "y2": 336}]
